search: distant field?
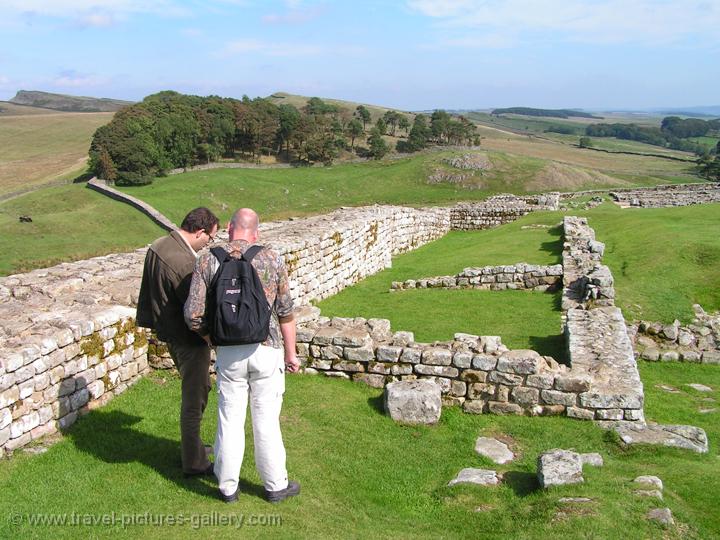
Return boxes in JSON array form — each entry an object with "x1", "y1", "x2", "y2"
[
  {"x1": 0, "y1": 110, "x2": 112, "y2": 197},
  {"x1": 688, "y1": 136, "x2": 720, "y2": 150},
  {"x1": 267, "y1": 92, "x2": 411, "y2": 123},
  {"x1": 0, "y1": 101, "x2": 62, "y2": 116}
]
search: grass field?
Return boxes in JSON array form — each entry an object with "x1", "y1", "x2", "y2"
[
  {"x1": 1, "y1": 363, "x2": 717, "y2": 539},
  {"x1": 0, "y1": 110, "x2": 112, "y2": 197}
]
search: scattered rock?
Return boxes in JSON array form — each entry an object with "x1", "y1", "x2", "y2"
[
  {"x1": 448, "y1": 468, "x2": 500, "y2": 487},
  {"x1": 633, "y1": 475, "x2": 663, "y2": 491},
  {"x1": 580, "y1": 453, "x2": 604, "y2": 467},
  {"x1": 558, "y1": 497, "x2": 593, "y2": 504},
  {"x1": 23, "y1": 446, "x2": 49, "y2": 455},
  {"x1": 686, "y1": 383, "x2": 713, "y2": 393},
  {"x1": 655, "y1": 384, "x2": 681, "y2": 393},
  {"x1": 384, "y1": 379, "x2": 442, "y2": 425},
  {"x1": 647, "y1": 508, "x2": 674, "y2": 527},
  {"x1": 615, "y1": 423, "x2": 709, "y2": 454},
  {"x1": 699, "y1": 408, "x2": 717, "y2": 414},
  {"x1": 537, "y1": 449, "x2": 584, "y2": 488},
  {"x1": 474, "y1": 436, "x2": 514, "y2": 464}
]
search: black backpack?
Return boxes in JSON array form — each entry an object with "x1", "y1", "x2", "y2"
[{"x1": 208, "y1": 245, "x2": 271, "y2": 345}]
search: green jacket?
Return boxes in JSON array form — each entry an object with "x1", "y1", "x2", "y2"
[{"x1": 136, "y1": 230, "x2": 204, "y2": 346}]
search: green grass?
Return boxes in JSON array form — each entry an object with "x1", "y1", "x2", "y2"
[
  {"x1": 1, "y1": 365, "x2": 717, "y2": 539},
  {"x1": 317, "y1": 225, "x2": 565, "y2": 359},
  {"x1": 0, "y1": 184, "x2": 163, "y2": 275}
]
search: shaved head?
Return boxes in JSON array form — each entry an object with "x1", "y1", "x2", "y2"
[{"x1": 229, "y1": 208, "x2": 260, "y2": 242}]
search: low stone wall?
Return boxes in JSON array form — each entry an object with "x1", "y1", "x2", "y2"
[
  {"x1": 87, "y1": 178, "x2": 175, "y2": 231},
  {"x1": 630, "y1": 305, "x2": 720, "y2": 364},
  {"x1": 0, "y1": 305, "x2": 149, "y2": 457},
  {"x1": 449, "y1": 194, "x2": 559, "y2": 230},
  {"x1": 609, "y1": 183, "x2": 720, "y2": 208},
  {"x1": 295, "y1": 309, "x2": 604, "y2": 418},
  {"x1": 560, "y1": 216, "x2": 644, "y2": 424},
  {"x1": 389, "y1": 263, "x2": 562, "y2": 292}
]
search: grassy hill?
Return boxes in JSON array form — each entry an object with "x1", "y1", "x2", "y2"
[
  {"x1": 9, "y1": 90, "x2": 133, "y2": 113},
  {"x1": 0, "y1": 110, "x2": 114, "y2": 198},
  {"x1": 267, "y1": 91, "x2": 411, "y2": 122}
]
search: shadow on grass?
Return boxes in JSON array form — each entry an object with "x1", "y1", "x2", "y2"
[
  {"x1": 502, "y1": 471, "x2": 540, "y2": 497},
  {"x1": 368, "y1": 394, "x2": 385, "y2": 416},
  {"x1": 65, "y1": 409, "x2": 222, "y2": 499},
  {"x1": 539, "y1": 226, "x2": 564, "y2": 261},
  {"x1": 528, "y1": 334, "x2": 568, "y2": 365}
]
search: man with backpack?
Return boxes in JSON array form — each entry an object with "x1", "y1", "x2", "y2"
[
  {"x1": 184, "y1": 208, "x2": 300, "y2": 504},
  {"x1": 136, "y1": 207, "x2": 219, "y2": 477}
]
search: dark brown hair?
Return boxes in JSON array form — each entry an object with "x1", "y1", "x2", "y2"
[{"x1": 180, "y1": 207, "x2": 219, "y2": 234}]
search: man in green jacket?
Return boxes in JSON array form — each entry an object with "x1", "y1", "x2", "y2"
[{"x1": 137, "y1": 207, "x2": 219, "y2": 476}]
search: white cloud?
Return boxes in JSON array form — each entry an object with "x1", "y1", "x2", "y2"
[
  {"x1": 0, "y1": 0, "x2": 189, "y2": 23},
  {"x1": 407, "y1": 0, "x2": 720, "y2": 45}
]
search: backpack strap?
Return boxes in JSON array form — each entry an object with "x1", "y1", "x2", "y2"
[
  {"x1": 242, "y1": 244, "x2": 264, "y2": 263},
  {"x1": 210, "y1": 246, "x2": 229, "y2": 263}
]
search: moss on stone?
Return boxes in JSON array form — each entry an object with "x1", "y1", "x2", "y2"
[{"x1": 80, "y1": 333, "x2": 104, "y2": 358}]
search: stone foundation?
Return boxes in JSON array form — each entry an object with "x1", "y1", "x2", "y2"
[{"x1": 610, "y1": 183, "x2": 720, "y2": 208}]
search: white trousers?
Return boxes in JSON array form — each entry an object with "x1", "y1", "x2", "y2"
[{"x1": 214, "y1": 344, "x2": 289, "y2": 496}]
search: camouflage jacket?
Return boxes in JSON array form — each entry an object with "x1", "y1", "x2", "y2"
[{"x1": 184, "y1": 240, "x2": 294, "y2": 349}]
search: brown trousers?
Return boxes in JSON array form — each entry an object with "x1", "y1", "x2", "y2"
[{"x1": 167, "y1": 341, "x2": 212, "y2": 474}]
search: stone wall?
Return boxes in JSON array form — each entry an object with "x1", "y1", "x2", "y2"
[
  {"x1": 87, "y1": 178, "x2": 175, "y2": 231},
  {"x1": 389, "y1": 263, "x2": 562, "y2": 292},
  {"x1": 560, "y1": 216, "x2": 644, "y2": 424},
  {"x1": 609, "y1": 183, "x2": 720, "y2": 208},
  {"x1": 630, "y1": 304, "x2": 720, "y2": 364},
  {"x1": 449, "y1": 194, "x2": 559, "y2": 230}
]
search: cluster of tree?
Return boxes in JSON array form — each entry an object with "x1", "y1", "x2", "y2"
[
  {"x1": 697, "y1": 141, "x2": 720, "y2": 182},
  {"x1": 491, "y1": 107, "x2": 600, "y2": 119},
  {"x1": 660, "y1": 116, "x2": 720, "y2": 139},
  {"x1": 585, "y1": 122, "x2": 710, "y2": 154},
  {"x1": 544, "y1": 124, "x2": 583, "y2": 135},
  {"x1": 89, "y1": 91, "x2": 483, "y2": 185}
]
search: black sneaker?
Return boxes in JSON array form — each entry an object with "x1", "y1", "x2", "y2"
[
  {"x1": 265, "y1": 480, "x2": 300, "y2": 503},
  {"x1": 220, "y1": 488, "x2": 239, "y2": 503}
]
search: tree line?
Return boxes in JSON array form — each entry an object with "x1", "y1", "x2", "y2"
[
  {"x1": 89, "y1": 91, "x2": 479, "y2": 185},
  {"x1": 585, "y1": 116, "x2": 720, "y2": 155}
]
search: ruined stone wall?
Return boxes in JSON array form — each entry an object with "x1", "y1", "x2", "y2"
[
  {"x1": 610, "y1": 183, "x2": 720, "y2": 208},
  {"x1": 561, "y1": 217, "x2": 644, "y2": 424},
  {"x1": 630, "y1": 304, "x2": 720, "y2": 364},
  {"x1": 295, "y1": 308, "x2": 595, "y2": 417},
  {"x1": 449, "y1": 194, "x2": 559, "y2": 230},
  {"x1": 390, "y1": 263, "x2": 562, "y2": 292}
]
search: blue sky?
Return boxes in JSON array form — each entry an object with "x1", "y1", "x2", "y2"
[{"x1": 0, "y1": 0, "x2": 718, "y2": 111}]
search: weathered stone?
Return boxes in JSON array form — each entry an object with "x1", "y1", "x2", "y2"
[
  {"x1": 641, "y1": 348, "x2": 660, "y2": 361},
  {"x1": 615, "y1": 423, "x2": 708, "y2": 453},
  {"x1": 448, "y1": 468, "x2": 500, "y2": 487},
  {"x1": 595, "y1": 409, "x2": 623, "y2": 421},
  {"x1": 414, "y1": 364, "x2": 459, "y2": 378},
  {"x1": 460, "y1": 370, "x2": 487, "y2": 383},
  {"x1": 320, "y1": 345, "x2": 343, "y2": 360},
  {"x1": 384, "y1": 379, "x2": 442, "y2": 425},
  {"x1": 452, "y1": 351, "x2": 472, "y2": 369},
  {"x1": 487, "y1": 402, "x2": 523, "y2": 415},
  {"x1": 660, "y1": 350, "x2": 679, "y2": 362},
  {"x1": 686, "y1": 383, "x2": 712, "y2": 392},
  {"x1": 580, "y1": 453, "x2": 603, "y2": 467},
  {"x1": 462, "y1": 400, "x2": 485, "y2": 414},
  {"x1": 450, "y1": 380, "x2": 466, "y2": 397},
  {"x1": 541, "y1": 390, "x2": 577, "y2": 406},
  {"x1": 488, "y1": 371, "x2": 522, "y2": 386},
  {"x1": 634, "y1": 475, "x2": 663, "y2": 491},
  {"x1": 390, "y1": 364, "x2": 413, "y2": 376},
  {"x1": 554, "y1": 375, "x2": 591, "y2": 393},
  {"x1": 537, "y1": 449, "x2": 583, "y2": 488},
  {"x1": 702, "y1": 351, "x2": 720, "y2": 364},
  {"x1": 332, "y1": 361, "x2": 365, "y2": 373},
  {"x1": 352, "y1": 373, "x2": 386, "y2": 389},
  {"x1": 312, "y1": 327, "x2": 339, "y2": 345},
  {"x1": 343, "y1": 346, "x2": 374, "y2": 362},
  {"x1": 400, "y1": 348, "x2": 422, "y2": 364},
  {"x1": 497, "y1": 350, "x2": 542, "y2": 374},
  {"x1": 376, "y1": 346, "x2": 402, "y2": 362},
  {"x1": 511, "y1": 386, "x2": 540, "y2": 406},
  {"x1": 634, "y1": 489, "x2": 663, "y2": 500},
  {"x1": 474, "y1": 437, "x2": 514, "y2": 464},
  {"x1": 368, "y1": 362, "x2": 392, "y2": 375},
  {"x1": 646, "y1": 508, "x2": 674, "y2": 527},
  {"x1": 470, "y1": 353, "x2": 498, "y2": 372},
  {"x1": 422, "y1": 348, "x2": 452, "y2": 366},
  {"x1": 333, "y1": 328, "x2": 371, "y2": 348},
  {"x1": 566, "y1": 407, "x2": 595, "y2": 420},
  {"x1": 526, "y1": 373, "x2": 555, "y2": 389},
  {"x1": 392, "y1": 331, "x2": 415, "y2": 347}
]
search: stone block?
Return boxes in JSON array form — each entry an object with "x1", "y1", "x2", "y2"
[
  {"x1": 511, "y1": 386, "x2": 540, "y2": 406},
  {"x1": 333, "y1": 328, "x2": 371, "y2": 348},
  {"x1": 312, "y1": 327, "x2": 339, "y2": 345},
  {"x1": 537, "y1": 449, "x2": 583, "y2": 488},
  {"x1": 414, "y1": 365, "x2": 459, "y2": 378},
  {"x1": 526, "y1": 373, "x2": 555, "y2": 389},
  {"x1": 392, "y1": 331, "x2": 415, "y2": 347},
  {"x1": 702, "y1": 351, "x2": 720, "y2": 364},
  {"x1": 452, "y1": 351, "x2": 472, "y2": 369},
  {"x1": 462, "y1": 400, "x2": 486, "y2": 414},
  {"x1": 391, "y1": 364, "x2": 413, "y2": 376},
  {"x1": 488, "y1": 371, "x2": 523, "y2": 386},
  {"x1": 333, "y1": 360, "x2": 366, "y2": 373},
  {"x1": 377, "y1": 346, "x2": 402, "y2": 362},
  {"x1": 488, "y1": 402, "x2": 523, "y2": 415},
  {"x1": 344, "y1": 346, "x2": 374, "y2": 362},
  {"x1": 422, "y1": 348, "x2": 452, "y2": 366},
  {"x1": 566, "y1": 407, "x2": 595, "y2": 420},
  {"x1": 368, "y1": 362, "x2": 392, "y2": 375},
  {"x1": 530, "y1": 405, "x2": 565, "y2": 416},
  {"x1": 497, "y1": 350, "x2": 543, "y2": 374},
  {"x1": 579, "y1": 392, "x2": 643, "y2": 409},
  {"x1": 450, "y1": 380, "x2": 467, "y2": 397},
  {"x1": 310, "y1": 359, "x2": 332, "y2": 370},
  {"x1": 384, "y1": 379, "x2": 442, "y2": 425},
  {"x1": 319, "y1": 345, "x2": 343, "y2": 360},
  {"x1": 554, "y1": 375, "x2": 591, "y2": 393},
  {"x1": 468, "y1": 383, "x2": 496, "y2": 400},
  {"x1": 624, "y1": 409, "x2": 644, "y2": 421},
  {"x1": 595, "y1": 409, "x2": 623, "y2": 421},
  {"x1": 352, "y1": 373, "x2": 386, "y2": 389},
  {"x1": 448, "y1": 468, "x2": 500, "y2": 487},
  {"x1": 460, "y1": 370, "x2": 487, "y2": 383},
  {"x1": 541, "y1": 390, "x2": 577, "y2": 406},
  {"x1": 400, "y1": 348, "x2": 422, "y2": 364}
]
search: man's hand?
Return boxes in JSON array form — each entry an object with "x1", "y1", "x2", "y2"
[
  {"x1": 201, "y1": 334, "x2": 213, "y2": 348},
  {"x1": 285, "y1": 354, "x2": 300, "y2": 373}
]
